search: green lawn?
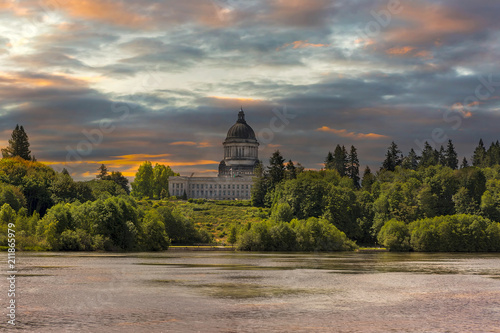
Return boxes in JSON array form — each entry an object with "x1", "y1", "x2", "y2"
[{"x1": 171, "y1": 199, "x2": 269, "y2": 243}]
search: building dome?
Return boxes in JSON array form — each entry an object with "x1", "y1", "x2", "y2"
[
  {"x1": 226, "y1": 109, "x2": 256, "y2": 140},
  {"x1": 219, "y1": 107, "x2": 259, "y2": 177}
]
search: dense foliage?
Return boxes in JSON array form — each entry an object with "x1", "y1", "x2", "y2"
[
  {"x1": 251, "y1": 141, "x2": 500, "y2": 251},
  {"x1": 378, "y1": 215, "x2": 500, "y2": 252},
  {"x1": 237, "y1": 217, "x2": 357, "y2": 251}
]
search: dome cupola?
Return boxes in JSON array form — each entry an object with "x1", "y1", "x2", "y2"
[
  {"x1": 218, "y1": 107, "x2": 259, "y2": 177},
  {"x1": 226, "y1": 108, "x2": 256, "y2": 141}
]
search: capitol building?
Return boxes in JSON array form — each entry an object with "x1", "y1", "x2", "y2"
[{"x1": 168, "y1": 108, "x2": 259, "y2": 200}]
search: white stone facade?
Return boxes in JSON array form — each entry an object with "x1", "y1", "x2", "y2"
[{"x1": 168, "y1": 176, "x2": 253, "y2": 200}]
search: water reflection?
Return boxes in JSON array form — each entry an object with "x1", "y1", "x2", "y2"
[{"x1": 5, "y1": 251, "x2": 500, "y2": 332}]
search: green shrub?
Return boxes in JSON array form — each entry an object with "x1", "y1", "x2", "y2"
[{"x1": 377, "y1": 219, "x2": 411, "y2": 251}]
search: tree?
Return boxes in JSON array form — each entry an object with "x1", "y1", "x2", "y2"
[
  {"x1": 402, "y1": 148, "x2": 419, "y2": 170},
  {"x1": 347, "y1": 145, "x2": 360, "y2": 188},
  {"x1": 96, "y1": 164, "x2": 108, "y2": 180},
  {"x1": 2, "y1": 124, "x2": 32, "y2": 160},
  {"x1": 382, "y1": 142, "x2": 402, "y2": 171},
  {"x1": 228, "y1": 225, "x2": 237, "y2": 247},
  {"x1": 141, "y1": 210, "x2": 170, "y2": 251},
  {"x1": 333, "y1": 144, "x2": 347, "y2": 176},
  {"x1": 444, "y1": 140, "x2": 458, "y2": 169},
  {"x1": 419, "y1": 142, "x2": 439, "y2": 168},
  {"x1": 109, "y1": 171, "x2": 130, "y2": 194},
  {"x1": 324, "y1": 152, "x2": 334, "y2": 170},
  {"x1": 486, "y1": 141, "x2": 500, "y2": 166},
  {"x1": 461, "y1": 157, "x2": 469, "y2": 169},
  {"x1": 472, "y1": 139, "x2": 487, "y2": 167},
  {"x1": 438, "y1": 146, "x2": 446, "y2": 166},
  {"x1": 131, "y1": 161, "x2": 154, "y2": 198},
  {"x1": 285, "y1": 160, "x2": 297, "y2": 180},
  {"x1": 268, "y1": 150, "x2": 285, "y2": 187},
  {"x1": 153, "y1": 164, "x2": 176, "y2": 199},
  {"x1": 251, "y1": 161, "x2": 269, "y2": 207},
  {"x1": 361, "y1": 166, "x2": 376, "y2": 191}
]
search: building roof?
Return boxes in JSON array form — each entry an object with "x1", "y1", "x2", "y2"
[{"x1": 225, "y1": 108, "x2": 256, "y2": 140}]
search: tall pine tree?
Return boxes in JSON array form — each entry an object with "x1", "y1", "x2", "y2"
[
  {"x1": 333, "y1": 144, "x2": 347, "y2": 176},
  {"x1": 444, "y1": 139, "x2": 458, "y2": 169},
  {"x1": 382, "y1": 141, "x2": 402, "y2": 171},
  {"x1": 419, "y1": 142, "x2": 439, "y2": 168},
  {"x1": 2, "y1": 124, "x2": 32, "y2": 160},
  {"x1": 347, "y1": 145, "x2": 360, "y2": 188},
  {"x1": 472, "y1": 139, "x2": 487, "y2": 167},
  {"x1": 324, "y1": 152, "x2": 334, "y2": 170},
  {"x1": 461, "y1": 157, "x2": 469, "y2": 169},
  {"x1": 402, "y1": 148, "x2": 419, "y2": 170},
  {"x1": 268, "y1": 150, "x2": 286, "y2": 187}
]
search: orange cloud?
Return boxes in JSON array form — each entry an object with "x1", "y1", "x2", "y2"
[
  {"x1": 316, "y1": 126, "x2": 389, "y2": 140},
  {"x1": 169, "y1": 141, "x2": 214, "y2": 148},
  {"x1": 385, "y1": 47, "x2": 433, "y2": 59},
  {"x1": 450, "y1": 103, "x2": 473, "y2": 118},
  {"x1": 170, "y1": 141, "x2": 197, "y2": 146},
  {"x1": 39, "y1": 0, "x2": 150, "y2": 28},
  {"x1": 385, "y1": 3, "x2": 479, "y2": 45},
  {"x1": 386, "y1": 46, "x2": 415, "y2": 55},
  {"x1": 278, "y1": 40, "x2": 330, "y2": 51},
  {"x1": 0, "y1": 71, "x2": 95, "y2": 88}
]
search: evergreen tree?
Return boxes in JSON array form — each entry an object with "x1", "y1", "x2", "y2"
[
  {"x1": 472, "y1": 139, "x2": 487, "y2": 167},
  {"x1": 96, "y1": 164, "x2": 108, "y2": 180},
  {"x1": 420, "y1": 141, "x2": 439, "y2": 168},
  {"x1": 268, "y1": 150, "x2": 286, "y2": 186},
  {"x1": 251, "y1": 161, "x2": 269, "y2": 207},
  {"x1": 324, "y1": 152, "x2": 334, "y2": 170},
  {"x1": 361, "y1": 166, "x2": 376, "y2": 191},
  {"x1": 333, "y1": 144, "x2": 347, "y2": 176},
  {"x1": 1, "y1": 124, "x2": 32, "y2": 160},
  {"x1": 382, "y1": 141, "x2": 402, "y2": 171},
  {"x1": 402, "y1": 148, "x2": 419, "y2": 170},
  {"x1": 461, "y1": 157, "x2": 469, "y2": 169},
  {"x1": 285, "y1": 160, "x2": 297, "y2": 180},
  {"x1": 61, "y1": 168, "x2": 70, "y2": 176},
  {"x1": 438, "y1": 146, "x2": 446, "y2": 166},
  {"x1": 444, "y1": 139, "x2": 458, "y2": 169},
  {"x1": 486, "y1": 141, "x2": 500, "y2": 166},
  {"x1": 347, "y1": 145, "x2": 360, "y2": 188}
]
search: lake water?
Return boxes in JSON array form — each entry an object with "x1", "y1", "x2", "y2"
[{"x1": 2, "y1": 251, "x2": 500, "y2": 332}]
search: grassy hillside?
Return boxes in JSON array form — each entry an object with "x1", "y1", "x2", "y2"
[{"x1": 171, "y1": 199, "x2": 269, "y2": 243}]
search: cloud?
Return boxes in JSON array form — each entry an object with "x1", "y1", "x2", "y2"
[
  {"x1": 277, "y1": 40, "x2": 330, "y2": 50},
  {"x1": 316, "y1": 126, "x2": 389, "y2": 140},
  {"x1": 385, "y1": 3, "x2": 480, "y2": 45},
  {"x1": 170, "y1": 141, "x2": 197, "y2": 146}
]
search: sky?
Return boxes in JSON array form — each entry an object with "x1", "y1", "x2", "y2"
[{"x1": 1, "y1": 0, "x2": 500, "y2": 179}]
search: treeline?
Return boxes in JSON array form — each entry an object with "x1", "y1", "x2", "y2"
[
  {"x1": 0, "y1": 196, "x2": 211, "y2": 251},
  {"x1": 250, "y1": 140, "x2": 500, "y2": 251},
  {"x1": 378, "y1": 215, "x2": 500, "y2": 252}
]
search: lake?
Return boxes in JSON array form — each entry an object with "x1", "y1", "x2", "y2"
[{"x1": 3, "y1": 251, "x2": 500, "y2": 332}]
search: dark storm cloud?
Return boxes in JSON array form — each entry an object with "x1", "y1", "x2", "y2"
[{"x1": 1, "y1": 0, "x2": 500, "y2": 177}]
